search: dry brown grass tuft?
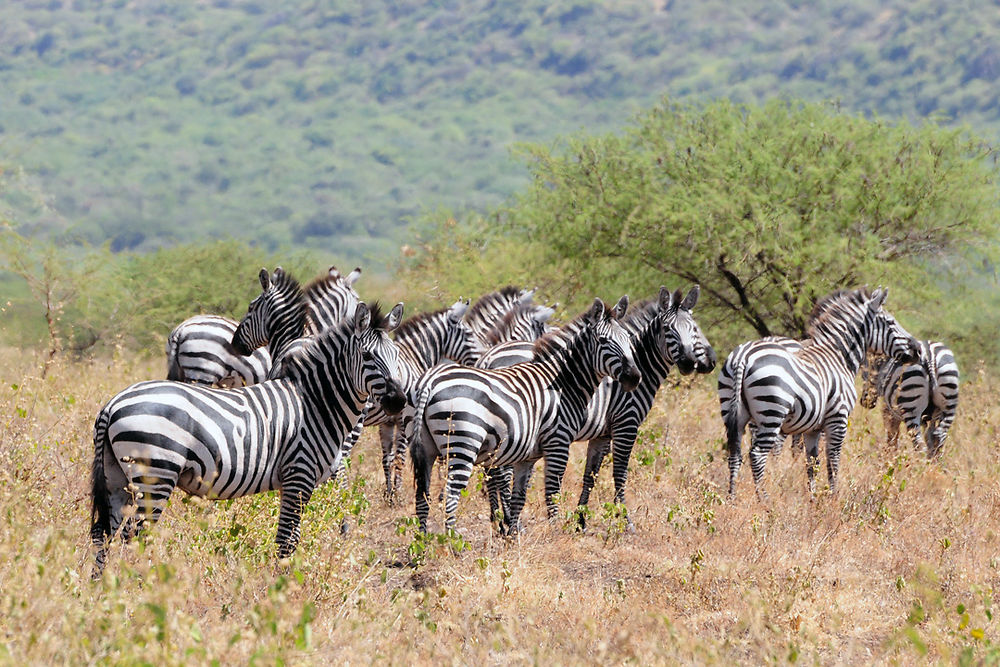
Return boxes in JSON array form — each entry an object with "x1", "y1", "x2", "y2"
[{"x1": 1, "y1": 348, "x2": 998, "y2": 664}]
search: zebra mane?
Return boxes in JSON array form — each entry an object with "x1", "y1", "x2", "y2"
[
  {"x1": 805, "y1": 287, "x2": 872, "y2": 339},
  {"x1": 366, "y1": 301, "x2": 392, "y2": 331},
  {"x1": 622, "y1": 299, "x2": 660, "y2": 328},
  {"x1": 270, "y1": 269, "x2": 311, "y2": 333},
  {"x1": 304, "y1": 267, "x2": 358, "y2": 301},
  {"x1": 466, "y1": 285, "x2": 523, "y2": 322},
  {"x1": 532, "y1": 300, "x2": 613, "y2": 363},
  {"x1": 484, "y1": 302, "x2": 540, "y2": 346},
  {"x1": 393, "y1": 307, "x2": 450, "y2": 344}
]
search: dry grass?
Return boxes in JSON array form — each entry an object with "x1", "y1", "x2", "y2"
[{"x1": 1, "y1": 347, "x2": 999, "y2": 665}]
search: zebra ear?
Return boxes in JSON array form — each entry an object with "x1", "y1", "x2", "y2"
[
  {"x1": 533, "y1": 305, "x2": 555, "y2": 324},
  {"x1": 448, "y1": 299, "x2": 469, "y2": 323},
  {"x1": 588, "y1": 298, "x2": 606, "y2": 322},
  {"x1": 681, "y1": 285, "x2": 700, "y2": 310},
  {"x1": 612, "y1": 295, "x2": 629, "y2": 319},
  {"x1": 327, "y1": 266, "x2": 342, "y2": 280},
  {"x1": 258, "y1": 268, "x2": 270, "y2": 291},
  {"x1": 386, "y1": 302, "x2": 404, "y2": 331},
  {"x1": 658, "y1": 286, "x2": 676, "y2": 313},
  {"x1": 518, "y1": 287, "x2": 536, "y2": 305},
  {"x1": 354, "y1": 302, "x2": 371, "y2": 335},
  {"x1": 346, "y1": 267, "x2": 362, "y2": 287},
  {"x1": 868, "y1": 287, "x2": 888, "y2": 311}
]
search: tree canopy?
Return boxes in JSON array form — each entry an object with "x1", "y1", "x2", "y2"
[{"x1": 504, "y1": 99, "x2": 999, "y2": 338}]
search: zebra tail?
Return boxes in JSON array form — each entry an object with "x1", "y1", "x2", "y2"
[
  {"x1": 91, "y1": 409, "x2": 113, "y2": 544},
  {"x1": 165, "y1": 330, "x2": 185, "y2": 381},
  {"x1": 924, "y1": 344, "x2": 941, "y2": 405},
  {"x1": 723, "y1": 358, "x2": 747, "y2": 453},
  {"x1": 408, "y1": 385, "x2": 431, "y2": 472}
]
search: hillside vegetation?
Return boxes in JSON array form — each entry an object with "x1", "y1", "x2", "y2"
[{"x1": 3, "y1": 0, "x2": 1000, "y2": 261}]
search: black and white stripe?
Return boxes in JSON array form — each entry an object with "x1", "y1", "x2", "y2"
[
  {"x1": 90, "y1": 300, "x2": 406, "y2": 576},
  {"x1": 718, "y1": 287, "x2": 920, "y2": 497},
  {"x1": 479, "y1": 287, "x2": 715, "y2": 530},
  {"x1": 345, "y1": 300, "x2": 485, "y2": 499},
  {"x1": 860, "y1": 341, "x2": 959, "y2": 457},
  {"x1": 408, "y1": 297, "x2": 641, "y2": 534},
  {"x1": 165, "y1": 314, "x2": 271, "y2": 387},
  {"x1": 165, "y1": 266, "x2": 360, "y2": 386},
  {"x1": 464, "y1": 285, "x2": 536, "y2": 348}
]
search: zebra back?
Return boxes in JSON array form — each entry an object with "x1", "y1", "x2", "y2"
[
  {"x1": 165, "y1": 314, "x2": 272, "y2": 386},
  {"x1": 464, "y1": 285, "x2": 535, "y2": 346}
]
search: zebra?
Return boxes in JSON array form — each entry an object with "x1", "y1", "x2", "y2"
[
  {"x1": 89, "y1": 300, "x2": 406, "y2": 576},
  {"x1": 164, "y1": 265, "x2": 361, "y2": 386},
  {"x1": 718, "y1": 287, "x2": 920, "y2": 498},
  {"x1": 165, "y1": 314, "x2": 271, "y2": 387},
  {"x1": 464, "y1": 285, "x2": 536, "y2": 348},
  {"x1": 479, "y1": 286, "x2": 715, "y2": 532},
  {"x1": 345, "y1": 300, "x2": 485, "y2": 500},
  {"x1": 366, "y1": 293, "x2": 556, "y2": 501},
  {"x1": 407, "y1": 296, "x2": 642, "y2": 534},
  {"x1": 859, "y1": 341, "x2": 959, "y2": 458}
]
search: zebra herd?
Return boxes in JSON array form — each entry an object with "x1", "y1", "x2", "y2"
[{"x1": 89, "y1": 266, "x2": 959, "y2": 576}]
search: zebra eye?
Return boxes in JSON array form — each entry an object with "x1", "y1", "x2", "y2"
[{"x1": 362, "y1": 350, "x2": 374, "y2": 362}]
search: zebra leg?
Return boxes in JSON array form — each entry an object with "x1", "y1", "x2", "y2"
[
  {"x1": 801, "y1": 432, "x2": 821, "y2": 495},
  {"x1": 390, "y1": 407, "x2": 417, "y2": 498},
  {"x1": 726, "y1": 416, "x2": 748, "y2": 497},
  {"x1": 275, "y1": 474, "x2": 317, "y2": 559},
  {"x1": 883, "y1": 404, "x2": 901, "y2": 449},
  {"x1": 411, "y1": 434, "x2": 435, "y2": 534},
  {"x1": 576, "y1": 436, "x2": 612, "y2": 529},
  {"x1": 823, "y1": 416, "x2": 849, "y2": 494},
  {"x1": 443, "y1": 450, "x2": 476, "y2": 532},
  {"x1": 508, "y1": 461, "x2": 535, "y2": 535},
  {"x1": 903, "y1": 413, "x2": 926, "y2": 454},
  {"x1": 927, "y1": 411, "x2": 955, "y2": 459},
  {"x1": 609, "y1": 425, "x2": 639, "y2": 531},
  {"x1": 378, "y1": 421, "x2": 397, "y2": 501},
  {"x1": 748, "y1": 427, "x2": 781, "y2": 501},
  {"x1": 484, "y1": 466, "x2": 511, "y2": 530},
  {"x1": 541, "y1": 437, "x2": 573, "y2": 520}
]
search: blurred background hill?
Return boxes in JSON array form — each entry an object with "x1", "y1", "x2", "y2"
[{"x1": 3, "y1": 0, "x2": 1000, "y2": 266}]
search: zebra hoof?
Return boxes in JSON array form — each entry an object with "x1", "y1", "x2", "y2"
[{"x1": 340, "y1": 520, "x2": 350, "y2": 535}]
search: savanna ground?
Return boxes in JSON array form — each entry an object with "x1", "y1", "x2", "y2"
[{"x1": 2, "y1": 347, "x2": 999, "y2": 665}]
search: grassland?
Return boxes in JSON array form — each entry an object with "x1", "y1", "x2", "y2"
[{"x1": 2, "y1": 346, "x2": 999, "y2": 664}]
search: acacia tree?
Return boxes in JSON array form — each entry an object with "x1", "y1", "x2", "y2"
[{"x1": 505, "y1": 98, "x2": 1000, "y2": 340}]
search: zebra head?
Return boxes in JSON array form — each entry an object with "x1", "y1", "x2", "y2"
[
  {"x1": 859, "y1": 352, "x2": 889, "y2": 409},
  {"x1": 658, "y1": 285, "x2": 716, "y2": 375},
  {"x1": 355, "y1": 301, "x2": 407, "y2": 415},
  {"x1": 441, "y1": 299, "x2": 483, "y2": 365},
  {"x1": 232, "y1": 268, "x2": 307, "y2": 356},
  {"x1": 590, "y1": 295, "x2": 642, "y2": 391},
  {"x1": 865, "y1": 287, "x2": 920, "y2": 364}
]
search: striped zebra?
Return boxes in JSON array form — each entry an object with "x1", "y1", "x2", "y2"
[
  {"x1": 89, "y1": 300, "x2": 406, "y2": 576},
  {"x1": 479, "y1": 286, "x2": 715, "y2": 531},
  {"x1": 464, "y1": 285, "x2": 536, "y2": 348},
  {"x1": 718, "y1": 287, "x2": 920, "y2": 498},
  {"x1": 860, "y1": 341, "x2": 959, "y2": 457},
  {"x1": 165, "y1": 314, "x2": 271, "y2": 387},
  {"x1": 346, "y1": 300, "x2": 485, "y2": 500},
  {"x1": 368, "y1": 294, "x2": 557, "y2": 500},
  {"x1": 408, "y1": 296, "x2": 642, "y2": 534},
  {"x1": 165, "y1": 266, "x2": 360, "y2": 386}
]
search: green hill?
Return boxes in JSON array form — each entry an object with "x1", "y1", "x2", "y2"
[{"x1": 2, "y1": 0, "x2": 999, "y2": 265}]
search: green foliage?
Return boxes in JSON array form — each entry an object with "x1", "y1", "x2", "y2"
[
  {"x1": 4, "y1": 1, "x2": 1000, "y2": 261},
  {"x1": 0, "y1": 233, "x2": 321, "y2": 354},
  {"x1": 494, "y1": 98, "x2": 1000, "y2": 358}
]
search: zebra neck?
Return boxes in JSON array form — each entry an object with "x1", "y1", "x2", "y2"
[
  {"x1": 810, "y1": 326, "x2": 865, "y2": 375},
  {"x1": 634, "y1": 336, "x2": 671, "y2": 389}
]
